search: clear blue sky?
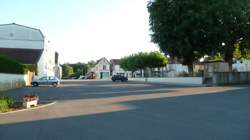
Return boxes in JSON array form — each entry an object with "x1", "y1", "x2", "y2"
[{"x1": 0, "y1": 0, "x2": 158, "y2": 63}]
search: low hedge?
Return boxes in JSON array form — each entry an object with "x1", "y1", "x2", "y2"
[
  {"x1": 0, "y1": 55, "x2": 26, "y2": 74},
  {"x1": 24, "y1": 64, "x2": 38, "y2": 75},
  {"x1": 0, "y1": 55, "x2": 37, "y2": 74}
]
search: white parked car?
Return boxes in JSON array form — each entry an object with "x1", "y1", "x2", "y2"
[{"x1": 31, "y1": 76, "x2": 60, "y2": 87}]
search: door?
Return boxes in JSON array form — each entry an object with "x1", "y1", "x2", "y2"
[
  {"x1": 38, "y1": 76, "x2": 48, "y2": 85},
  {"x1": 100, "y1": 72, "x2": 103, "y2": 79}
]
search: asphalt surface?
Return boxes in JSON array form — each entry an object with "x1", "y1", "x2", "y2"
[{"x1": 0, "y1": 80, "x2": 249, "y2": 140}]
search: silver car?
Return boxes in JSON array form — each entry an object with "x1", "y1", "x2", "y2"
[{"x1": 31, "y1": 76, "x2": 60, "y2": 87}]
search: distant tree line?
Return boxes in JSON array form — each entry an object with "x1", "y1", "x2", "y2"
[
  {"x1": 120, "y1": 51, "x2": 168, "y2": 76},
  {"x1": 61, "y1": 60, "x2": 95, "y2": 79}
]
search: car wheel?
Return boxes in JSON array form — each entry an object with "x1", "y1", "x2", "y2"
[
  {"x1": 52, "y1": 82, "x2": 58, "y2": 87},
  {"x1": 32, "y1": 82, "x2": 38, "y2": 87}
]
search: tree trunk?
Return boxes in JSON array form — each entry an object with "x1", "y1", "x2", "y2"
[
  {"x1": 225, "y1": 47, "x2": 234, "y2": 72},
  {"x1": 188, "y1": 63, "x2": 194, "y2": 77}
]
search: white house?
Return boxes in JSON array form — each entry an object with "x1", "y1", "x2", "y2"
[
  {"x1": 0, "y1": 23, "x2": 61, "y2": 79},
  {"x1": 110, "y1": 59, "x2": 132, "y2": 77},
  {"x1": 37, "y1": 42, "x2": 62, "y2": 78},
  {"x1": 90, "y1": 57, "x2": 110, "y2": 79}
]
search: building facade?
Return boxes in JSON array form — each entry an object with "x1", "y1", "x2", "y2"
[
  {"x1": 0, "y1": 23, "x2": 61, "y2": 79},
  {"x1": 91, "y1": 57, "x2": 110, "y2": 79},
  {"x1": 0, "y1": 23, "x2": 44, "y2": 64}
]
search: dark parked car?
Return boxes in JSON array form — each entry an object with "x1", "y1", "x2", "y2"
[
  {"x1": 111, "y1": 75, "x2": 128, "y2": 82},
  {"x1": 31, "y1": 76, "x2": 60, "y2": 87}
]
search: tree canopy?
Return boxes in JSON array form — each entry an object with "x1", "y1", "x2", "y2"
[
  {"x1": 61, "y1": 60, "x2": 97, "y2": 79},
  {"x1": 69, "y1": 63, "x2": 88, "y2": 78},
  {"x1": 120, "y1": 51, "x2": 168, "y2": 72},
  {"x1": 148, "y1": 0, "x2": 250, "y2": 71},
  {"x1": 233, "y1": 44, "x2": 250, "y2": 61},
  {"x1": 62, "y1": 64, "x2": 74, "y2": 78}
]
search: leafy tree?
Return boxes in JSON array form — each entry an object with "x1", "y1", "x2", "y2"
[
  {"x1": 62, "y1": 64, "x2": 74, "y2": 78},
  {"x1": 147, "y1": 51, "x2": 168, "y2": 68},
  {"x1": 120, "y1": 51, "x2": 168, "y2": 76},
  {"x1": 233, "y1": 43, "x2": 250, "y2": 60},
  {"x1": 208, "y1": 52, "x2": 223, "y2": 62},
  {"x1": 120, "y1": 55, "x2": 138, "y2": 73},
  {"x1": 233, "y1": 44, "x2": 243, "y2": 61},
  {"x1": 69, "y1": 63, "x2": 88, "y2": 78},
  {"x1": 87, "y1": 60, "x2": 96, "y2": 68},
  {"x1": 148, "y1": 0, "x2": 250, "y2": 72},
  {"x1": 242, "y1": 48, "x2": 250, "y2": 60}
]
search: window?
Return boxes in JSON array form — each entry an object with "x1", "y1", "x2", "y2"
[
  {"x1": 103, "y1": 65, "x2": 106, "y2": 70},
  {"x1": 39, "y1": 77, "x2": 47, "y2": 80},
  {"x1": 49, "y1": 76, "x2": 56, "y2": 80}
]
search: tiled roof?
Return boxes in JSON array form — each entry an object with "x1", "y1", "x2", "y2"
[{"x1": 110, "y1": 59, "x2": 121, "y2": 65}]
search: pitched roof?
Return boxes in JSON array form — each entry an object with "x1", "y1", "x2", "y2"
[
  {"x1": 110, "y1": 59, "x2": 121, "y2": 65},
  {"x1": 95, "y1": 57, "x2": 110, "y2": 65},
  {"x1": 0, "y1": 23, "x2": 45, "y2": 39}
]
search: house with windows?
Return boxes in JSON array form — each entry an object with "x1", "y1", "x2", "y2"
[{"x1": 90, "y1": 57, "x2": 110, "y2": 79}]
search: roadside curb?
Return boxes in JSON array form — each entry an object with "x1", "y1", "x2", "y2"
[{"x1": 0, "y1": 101, "x2": 57, "y2": 115}]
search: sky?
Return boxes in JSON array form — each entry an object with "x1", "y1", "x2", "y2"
[{"x1": 0, "y1": 0, "x2": 158, "y2": 63}]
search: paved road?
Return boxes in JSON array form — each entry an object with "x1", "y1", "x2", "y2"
[{"x1": 0, "y1": 80, "x2": 249, "y2": 140}]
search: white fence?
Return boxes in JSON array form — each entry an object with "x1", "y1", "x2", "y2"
[
  {"x1": 165, "y1": 64, "x2": 189, "y2": 77},
  {"x1": 130, "y1": 77, "x2": 203, "y2": 86},
  {"x1": 0, "y1": 73, "x2": 28, "y2": 91},
  {"x1": 233, "y1": 60, "x2": 250, "y2": 72}
]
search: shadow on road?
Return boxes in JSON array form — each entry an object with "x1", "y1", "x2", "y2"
[
  {"x1": 0, "y1": 87, "x2": 249, "y2": 140},
  {"x1": 1, "y1": 81, "x2": 185, "y2": 101}
]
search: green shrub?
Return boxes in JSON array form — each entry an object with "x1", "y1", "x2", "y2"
[
  {"x1": 194, "y1": 70, "x2": 204, "y2": 77},
  {"x1": 0, "y1": 55, "x2": 26, "y2": 74},
  {"x1": 0, "y1": 100, "x2": 9, "y2": 112},
  {"x1": 23, "y1": 64, "x2": 38, "y2": 75},
  {"x1": 0, "y1": 95, "x2": 14, "y2": 112}
]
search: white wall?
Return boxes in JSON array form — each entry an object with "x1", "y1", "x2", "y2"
[
  {"x1": 130, "y1": 77, "x2": 203, "y2": 86},
  {"x1": 166, "y1": 64, "x2": 188, "y2": 72},
  {"x1": 165, "y1": 64, "x2": 189, "y2": 77},
  {"x1": 0, "y1": 40, "x2": 44, "y2": 50},
  {"x1": 93, "y1": 58, "x2": 110, "y2": 79},
  {"x1": 233, "y1": 60, "x2": 250, "y2": 72},
  {"x1": 112, "y1": 65, "x2": 125, "y2": 75},
  {"x1": 0, "y1": 73, "x2": 27, "y2": 91},
  {"x1": 0, "y1": 24, "x2": 44, "y2": 49},
  {"x1": 37, "y1": 40, "x2": 61, "y2": 78},
  {"x1": 0, "y1": 73, "x2": 26, "y2": 83}
]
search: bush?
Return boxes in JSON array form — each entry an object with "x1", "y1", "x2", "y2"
[
  {"x1": 0, "y1": 95, "x2": 14, "y2": 112},
  {"x1": 23, "y1": 64, "x2": 38, "y2": 75},
  {"x1": 178, "y1": 71, "x2": 190, "y2": 77},
  {"x1": 0, "y1": 100, "x2": 9, "y2": 112},
  {"x1": 194, "y1": 70, "x2": 204, "y2": 77},
  {"x1": 0, "y1": 55, "x2": 26, "y2": 74},
  {"x1": 0, "y1": 55, "x2": 37, "y2": 75}
]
